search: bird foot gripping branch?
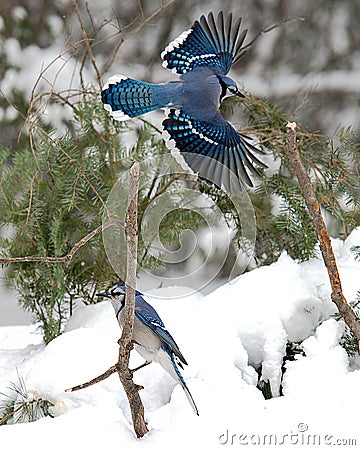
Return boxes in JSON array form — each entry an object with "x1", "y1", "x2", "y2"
[{"x1": 101, "y1": 11, "x2": 267, "y2": 192}]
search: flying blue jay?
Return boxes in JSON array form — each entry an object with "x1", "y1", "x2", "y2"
[
  {"x1": 97, "y1": 285, "x2": 199, "y2": 415},
  {"x1": 101, "y1": 11, "x2": 267, "y2": 192}
]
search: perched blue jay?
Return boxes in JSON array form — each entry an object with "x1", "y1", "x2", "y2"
[
  {"x1": 101, "y1": 11, "x2": 267, "y2": 192},
  {"x1": 97, "y1": 285, "x2": 199, "y2": 415}
]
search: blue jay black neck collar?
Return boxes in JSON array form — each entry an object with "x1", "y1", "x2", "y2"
[
  {"x1": 116, "y1": 302, "x2": 125, "y2": 320},
  {"x1": 217, "y1": 75, "x2": 228, "y2": 102}
]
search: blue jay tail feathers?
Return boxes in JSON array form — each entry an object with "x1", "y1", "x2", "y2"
[
  {"x1": 165, "y1": 349, "x2": 199, "y2": 415},
  {"x1": 101, "y1": 75, "x2": 165, "y2": 120}
]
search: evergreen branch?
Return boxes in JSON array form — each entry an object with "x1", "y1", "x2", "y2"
[
  {"x1": 285, "y1": 122, "x2": 360, "y2": 352},
  {"x1": 24, "y1": 115, "x2": 109, "y2": 215},
  {"x1": 0, "y1": 404, "x2": 20, "y2": 425},
  {"x1": 0, "y1": 374, "x2": 53, "y2": 425},
  {"x1": 0, "y1": 398, "x2": 39, "y2": 426},
  {"x1": 0, "y1": 220, "x2": 123, "y2": 266}
]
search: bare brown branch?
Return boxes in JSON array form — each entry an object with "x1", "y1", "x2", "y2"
[
  {"x1": 117, "y1": 161, "x2": 148, "y2": 438},
  {"x1": 284, "y1": 122, "x2": 360, "y2": 352},
  {"x1": 65, "y1": 364, "x2": 118, "y2": 392},
  {"x1": 0, "y1": 220, "x2": 123, "y2": 266},
  {"x1": 64, "y1": 163, "x2": 148, "y2": 438}
]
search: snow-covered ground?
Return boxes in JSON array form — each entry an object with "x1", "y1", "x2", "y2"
[{"x1": 1, "y1": 229, "x2": 360, "y2": 449}]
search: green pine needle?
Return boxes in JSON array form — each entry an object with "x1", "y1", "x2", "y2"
[{"x1": 0, "y1": 374, "x2": 53, "y2": 425}]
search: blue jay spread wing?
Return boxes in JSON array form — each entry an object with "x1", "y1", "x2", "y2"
[
  {"x1": 101, "y1": 11, "x2": 267, "y2": 192},
  {"x1": 161, "y1": 11, "x2": 247, "y2": 75},
  {"x1": 162, "y1": 108, "x2": 267, "y2": 191},
  {"x1": 135, "y1": 296, "x2": 188, "y2": 367}
]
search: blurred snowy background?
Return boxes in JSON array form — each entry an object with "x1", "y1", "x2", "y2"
[{"x1": 1, "y1": 0, "x2": 359, "y2": 325}]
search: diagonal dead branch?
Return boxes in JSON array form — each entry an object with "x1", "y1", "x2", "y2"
[
  {"x1": 65, "y1": 364, "x2": 118, "y2": 392},
  {"x1": 242, "y1": 17, "x2": 305, "y2": 52},
  {"x1": 284, "y1": 122, "x2": 360, "y2": 352}
]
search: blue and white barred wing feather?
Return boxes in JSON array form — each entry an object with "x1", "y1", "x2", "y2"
[
  {"x1": 161, "y1": 12, "x2": 247, "y2": 75},
  {"x1": 162, "y1": 109, "x2": 266, "y2": 191},
  {"x1": 135, "y1": 295, "x2": 198, "y2": 414},
  {"x1": 135, "y1": 296, "x2": 188, "y2": 366}
]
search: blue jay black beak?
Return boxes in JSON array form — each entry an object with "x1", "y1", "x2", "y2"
[
  {"x1": 235, "y1": 91, "x2": 245, "y2": 98},
  {"x1": 96, "y1": 291, "x2": 111, "y2": 298},
  {"x1": 234, "y1": 88, "x2": 245, "y2": 98},
  {"x1": 228, "y1": 86, "x2": 245, "y2": 98}
]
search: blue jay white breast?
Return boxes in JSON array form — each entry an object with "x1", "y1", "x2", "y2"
[
  {"x1": 97, "y1": 285, "x2": 199, "y2": 415},
  {"x1": 101, "y1": 11, "x2": 267, "y2": 193}
]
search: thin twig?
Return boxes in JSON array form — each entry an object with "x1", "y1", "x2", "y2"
[
  {"x1": 65, "y1": 364, "x2": 119, "y2": 392},
  {"x1": 284, "y1": 122, "x2": 360, "y2": 352},
  {"x1": 72, "y1": 0, "x2": 102, "y2": 89},
  {"x1": 102, "y1": 0, "x2": 177, "y2": 75},
  {"x1": 242, "y1": 17, "x2": 305, "y2": 51}
]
